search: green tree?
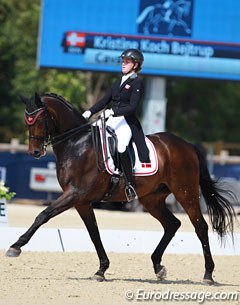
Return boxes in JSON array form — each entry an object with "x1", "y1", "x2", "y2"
[
  {"x1": 166, "y1": 79, "x2": 240, "y2": 142},
  {"x1": 1, "y1": 0, "x2": 240, "y2": 146},
  {"x1": 0, "y1": 0, "x2": 42, "y2": 141},
  {"x1": 0, "y1": 0, "x2": 116, "y2": 142}
]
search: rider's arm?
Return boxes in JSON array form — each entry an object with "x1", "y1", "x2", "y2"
[{"x1": 89, "y1": 88, "x2": 112, "y2": 116}]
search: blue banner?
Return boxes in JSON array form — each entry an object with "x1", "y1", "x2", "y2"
[{"x1": 38, "y1": 0, "x2": 240, "y2": 80}]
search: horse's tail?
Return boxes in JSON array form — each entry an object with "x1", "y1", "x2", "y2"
[{"x1": 194, "y1": 145, "x2": 236, "y2": 240}]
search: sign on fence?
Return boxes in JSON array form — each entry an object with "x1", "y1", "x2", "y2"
[
  {"x1": 0, "y1": 167, "x2": 6, "y2": 181},
  {"x1": 0, "y1": 199, "x2": 8, "y2": 226}
]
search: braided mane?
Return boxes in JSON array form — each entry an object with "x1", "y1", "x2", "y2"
[{"x1": 43, "y1": 93, "x2": 74, "y2": 110}]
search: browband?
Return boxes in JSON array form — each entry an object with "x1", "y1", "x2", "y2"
[{"x1": 24, "y1": 108, "x2": 45, "y2": 126}]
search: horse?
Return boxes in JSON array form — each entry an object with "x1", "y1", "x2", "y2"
[
  {"x1": 137, "y1": 0, "x2": 192, "y2": 35},
  {"x1": 6, "y1": 92, "x2": 236, "y2": 285}
]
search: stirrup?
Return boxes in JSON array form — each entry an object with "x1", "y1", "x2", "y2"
[{"x1": 125, "y1": 184, "x2": 138, "y2": 202}]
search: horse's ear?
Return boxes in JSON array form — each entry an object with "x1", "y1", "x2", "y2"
[
  {"x1": 34, "y1": 92, "x2": 43, "y2": 108},
  {"x1": 19, "y1": 94, "x2": 28, "y2": 105}
]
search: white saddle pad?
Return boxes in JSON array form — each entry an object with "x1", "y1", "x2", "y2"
[{"x1": 99, "y1": 126, "x2": 158, "y2": 177}]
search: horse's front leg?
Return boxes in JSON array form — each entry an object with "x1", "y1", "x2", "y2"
[
  {"x1": 75, "y1": 204, "x2": 109, "y2": 281},
  {"x1": 5, "y1": 190, "x2": 78, "y2": 257}
]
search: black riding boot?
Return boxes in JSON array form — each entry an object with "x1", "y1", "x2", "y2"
[{"x1": 119, "y1": 151, "x2": 137, "y2": 202}]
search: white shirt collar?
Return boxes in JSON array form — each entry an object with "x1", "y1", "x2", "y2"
[{"x1": 120, "y1": 72, "x2": 135, "y2": 86}]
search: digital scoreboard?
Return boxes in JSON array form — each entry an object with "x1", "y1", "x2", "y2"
[{"x1": 38, "y1": 0, "x2": 240, "y2": 80}]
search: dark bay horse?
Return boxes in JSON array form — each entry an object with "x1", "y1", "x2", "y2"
[{"x1": 6, "y1": 93, "x2": 236, "y2": 284}]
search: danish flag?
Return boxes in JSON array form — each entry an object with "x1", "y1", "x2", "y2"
[{"x1": 66, "y1": 32, "x2": 86, "y2": 47}]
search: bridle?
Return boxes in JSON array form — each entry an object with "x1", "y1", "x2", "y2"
[
  {"x1": 24, "y1": 105, "x2": 91, "y2": 149},
  {"x1": 24, "y1": 102, "x2": 106, "y2": 172},
  {"x1": 24, "y1": 107, "x2": 50, "y2": 153}
]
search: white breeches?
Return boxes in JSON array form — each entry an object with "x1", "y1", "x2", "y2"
[{"x1": 107, "y1": 116, "x2": 132, "y2": 153}]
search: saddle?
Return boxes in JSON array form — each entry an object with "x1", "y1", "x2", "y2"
[
  {"x1": 106, "y1": 126, "x2": 135, "y2": 172},
  {"x1": 91, "y1": 117, "x2": 158, "y2": 201}
]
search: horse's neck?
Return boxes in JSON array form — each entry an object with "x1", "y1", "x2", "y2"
[
  {"x1": 53, "y1": 131, "x2": 92, "y2": 162},
  {"x1": 44, "y1": 97, "x2": 93, "y2": 165},
  {"x1": 47, "y1": 98, "x2": 83, "y2": 133}
]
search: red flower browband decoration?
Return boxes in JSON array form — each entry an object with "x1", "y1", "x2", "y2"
[{"x1": 24, "y1": 108, "x2": 45, "y2": 126}]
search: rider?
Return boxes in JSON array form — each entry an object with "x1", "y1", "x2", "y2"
[{"x1": 82, "y1": 48, "x2": 150, "y2": 202}]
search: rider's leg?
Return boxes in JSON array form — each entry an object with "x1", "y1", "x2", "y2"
[
  {"x1": 107, "y1": 116, "x2": 137, "y2": 201},
  {"x1": 119, "y1": 150, "x2": 137, "y2": 201}
]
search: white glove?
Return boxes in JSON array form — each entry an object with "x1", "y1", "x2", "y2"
[
  {"x1": 101, "y1": 109, "x2": 114, "y2": 119},
  {"x1": 82, "y1": 110, "x2": 91, "y2": 120}
]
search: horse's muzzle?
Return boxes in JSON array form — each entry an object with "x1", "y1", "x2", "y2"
[{"x1": 29, "y1": 149, "x2": 44, "y2": 159}]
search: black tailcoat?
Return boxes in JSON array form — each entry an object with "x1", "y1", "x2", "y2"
[{"x1": 89, "y1": 74, "x2": 149, "y2": 162}]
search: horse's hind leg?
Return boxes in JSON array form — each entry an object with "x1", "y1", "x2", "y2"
[
  {"x1": 175, "y1": 190, "x2": 215, "y2": 285},
  {"x1": 188, "y1": 205, "x2": 215, "y2": 284},
  {"x1": 140, "y1": 193, "x2": 181, "y2": 280},
  {"x1": 75, "y1": 204, "x2": 109, "y2": 282}
]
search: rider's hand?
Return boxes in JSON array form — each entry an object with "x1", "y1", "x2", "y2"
[
  {"x1": 82, "y1": 110, "x2": 91, "y2": 120},
  {"x1": 102, "y1": 109, "x2": 114, "y2": 119}
]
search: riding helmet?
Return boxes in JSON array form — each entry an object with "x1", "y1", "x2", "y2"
[{"x1": 120, "y1": 49, "x2": 144, "y2": 71}]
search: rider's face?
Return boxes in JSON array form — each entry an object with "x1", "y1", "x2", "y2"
[{"x1": 121, "y1": 59, "x2": 135, "y2": 74}]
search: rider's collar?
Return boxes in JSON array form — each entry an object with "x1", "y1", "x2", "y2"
[
  {"x1": 121, "y1": 72, "x2": 137, "y2": 82},
  {"x1": 129, "y1": 73, "x2": 137, "y2": 79}
]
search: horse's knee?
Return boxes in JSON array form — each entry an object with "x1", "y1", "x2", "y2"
[{"x1": 35, "y1": 209, "x2": 51, "y2": 224}]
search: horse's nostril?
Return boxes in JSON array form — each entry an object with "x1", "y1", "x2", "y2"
[{"x1": 30, "y1": 150, "x2": 41, "y2": 158}]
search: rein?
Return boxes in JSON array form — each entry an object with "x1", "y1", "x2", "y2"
[
  {"x1": 25, "y1": 105, "x2": 93, "y2": 147},
  {"x1": 51, "y1": 123, "x2": 91, "y2": 146},
  {"x1": 91, "y1": 115, "x2": 106, "y2": 172},
  {"x1": 25, "y1": 98, "x2": 107, "y2": 173},
  {"x1": 52, "y1": 117, "x2": 106, "y2": 173}
]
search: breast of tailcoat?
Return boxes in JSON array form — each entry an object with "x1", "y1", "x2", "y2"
[{"x1": 89, "y1": 74, "x2": 149, "y2": 162}]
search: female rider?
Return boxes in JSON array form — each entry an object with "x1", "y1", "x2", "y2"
[{"x1": 83, "y1": 49, "x2": 150, "y2": 201}]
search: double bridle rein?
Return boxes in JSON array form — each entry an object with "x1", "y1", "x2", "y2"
[
  {"x1": 24, "y1": 103, "x2": 107, "y2": 173},
  {"x1": 24, "y1": 106, "x2": 91, "y2": 149}
]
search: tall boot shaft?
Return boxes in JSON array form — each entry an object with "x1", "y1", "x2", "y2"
[
  {"x1": 119, "y1": 151, "x2": 134, "y2": 185},
  {"x1": 119, "y1": 151, "x2": 137, "y2": 202}
]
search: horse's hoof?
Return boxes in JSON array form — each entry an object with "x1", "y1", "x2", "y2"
[
  {"x1": 5, "y1": 247, "x2": 21, "y2": 257},
  {"x1": 91, "y1": 273, "x2": 105, "y2": 282},
  {"x1": 203, "y1": 272, "x2": 214, "y2": 285},
  {"x1": 156, "y1": 266, "x2": 167, "y2": 281},
  {"x1": 203, "y1": 278, "x2": 215, "y2": 286}
]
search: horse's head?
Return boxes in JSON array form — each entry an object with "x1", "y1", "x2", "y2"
[
  {"x1": 21, "y1": 92, "x2": 89, "y2": 158},
  {"x1": 21, "y1": 93, "x2": 49, "y2": 159}
]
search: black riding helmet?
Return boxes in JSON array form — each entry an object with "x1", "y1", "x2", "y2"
[{"x1": 120, "y1": 49, "x2": 144, "y2": 72}]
